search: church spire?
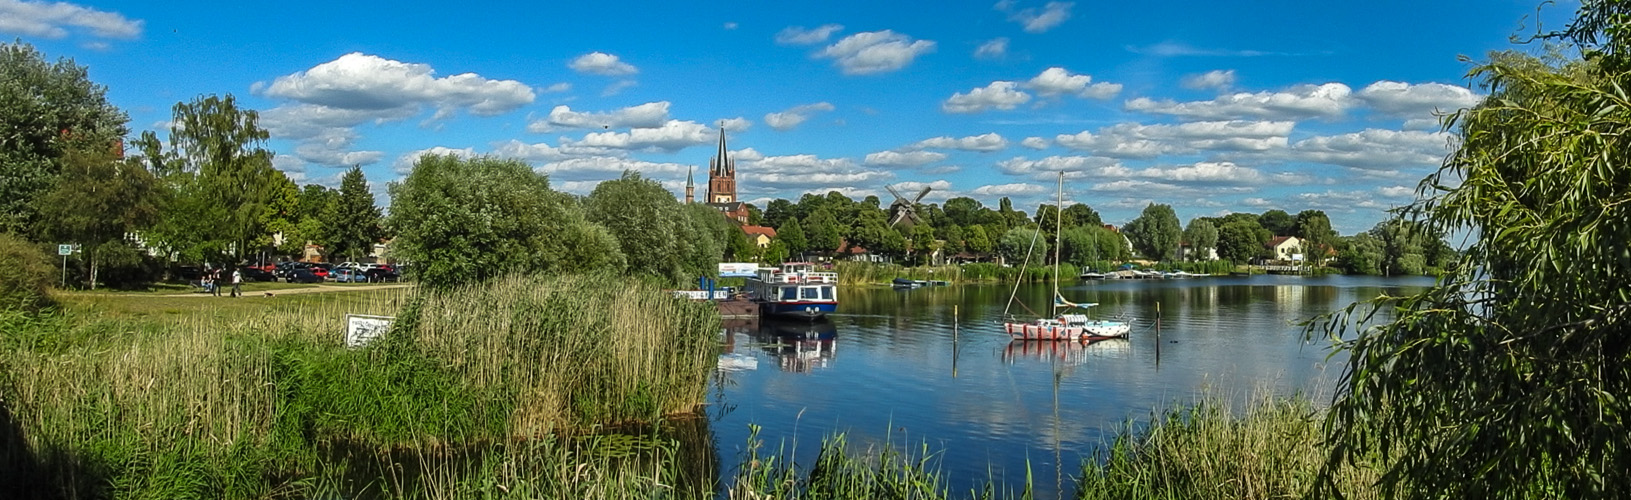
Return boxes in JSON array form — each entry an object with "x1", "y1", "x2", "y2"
[
  {"x1": 685, "y1": 166, "x2": 694, "y2": 204},
  {"x1": 713, "y1": 127, "x2": 729, "y2": 176}
]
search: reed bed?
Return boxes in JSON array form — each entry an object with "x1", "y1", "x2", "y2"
[
  {"x1": 1076, "y1": 395, "x2": 1379, "y2": 500},
  {"x1": 0, "y1": 274, "x2": 720, "y2": 499},
  {"x1": 835, "y1": 262, "x2": 1082, "y2": 286}
]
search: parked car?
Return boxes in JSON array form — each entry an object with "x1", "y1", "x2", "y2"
[
  {"x1": 363, "y1": 266, "x2": 399, "y2": 282},
  {"x1": 309, "y1": 264, "x2": 331, "y2": 279},
  {"x1": 286, "y1": 269, "x2": 323, "y2": 283},
  {"x1": 331, "y1": 267, "x2": 365, "y2": 283},
  {"x1": 238, "y1": 266, "x2": 276, "y2": 282}
]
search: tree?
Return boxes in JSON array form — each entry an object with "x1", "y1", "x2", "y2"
[
  {"x1": 847, "y1": 209, "x2": 903, "y2": 258},
  {"x1": 388, "y1": 154, "x2": 623, "y2": 287},
  {"x1": 260, "y1": 172, "x2": 302, "y2": 256},
  {"x1": 763, "y1": 239, "x2": 789, "y2": 265},
  {"x1": 168, "y1": 94, "x2": 279, "y2": 262},
  {"x1": 1181, "y1": 218, "x2": 1218, "y2": 261},
  {"x1": 803, "y1": 209, "x2": 842, "y2": 256},
  {"x1": 942, "y1": 197, "x2": 983, "y2": 226},
  {"x1": 1215, "y1": 219, "x2": 1269, "y2": 264},
  {"x1": 0, "y1": 41, "x2": 129, "y2": 236},
  {"x1": 1311, "y1": 5, "x2": 1631, "y2": 496},
  {"x1": 940, "y1": 225, "x2": 965, "y2": 255},
  {"x1": 1257, "y1": 209, "x2": 1294, "y2": 236},
  {"x1": 1334, "y1": 233, "x2": 1382, "y2": 275},
  {"x1": 586, "y1": 171, "x2": 723, "y2": 284},
  {"x1": 1293, "y1": 210, "x2": 1335, "y2": 264},
  {"x1": 1033, "y1": 203, "x2": 1066, "y2": 231},
  {"x1": 38, "y1": 139, "x2": 159, "y2": 289},
  {"x1": 910, "y1": 223, "x2": 937, "y2": 265},
  {"x1": 1060, "y1": 226, "x2": 1099, "y2": 266},
  {"x1": 778, "y1": 217, "x2": 807, "y2": 257},
  {"x1": 997, "y1": 226, "x2": 1048, "y2": 265},
  {"x1": 762, "y1": 198, "x2": 796, "y2": 229},
  {"x1": 1122, "y1": 203, "x2": 1181, "y2": 261},
  {"x1": 1063, "y1": 203, "x2": 1103, "y2": 228},
  {"x1": 321, "y1": 166, "x2": 383, "y2": 262}
]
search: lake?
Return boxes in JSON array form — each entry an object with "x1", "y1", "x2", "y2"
[{"x1": 708, "y1": 274, "x2": 1436, "y2": 498}]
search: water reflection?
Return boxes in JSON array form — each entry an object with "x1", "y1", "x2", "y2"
[
  {"x1": 757, "y1": 320, "x2": 838, "y2": 373},
  {"x1": 1002, "y1": 339, "x2": 1131, "y2": 367}
]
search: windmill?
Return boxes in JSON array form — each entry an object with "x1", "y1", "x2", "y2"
[{"x1": 886, "y1": 184, "x2": 931, "y2": 228}]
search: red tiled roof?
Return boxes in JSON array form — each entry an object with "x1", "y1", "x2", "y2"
[
  {"x1": 1266, "y1": 236, "x2": 1294, "y2": 248},
  {"x1": 742, "y1": 225, "x2": 777, "y2": 238}
]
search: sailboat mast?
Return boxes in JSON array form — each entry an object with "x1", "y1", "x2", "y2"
[{"x1": 1052, "y1": 171, "x2": 1063, "y2": 317}]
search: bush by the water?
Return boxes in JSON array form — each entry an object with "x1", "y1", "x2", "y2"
[{"x1": 0, "y1": 233, "x2": 54, "y2": 311}]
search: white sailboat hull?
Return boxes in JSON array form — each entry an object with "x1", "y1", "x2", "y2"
[{"x1": 1003, "y1": 320, "x2": 1130, "y2": 341}]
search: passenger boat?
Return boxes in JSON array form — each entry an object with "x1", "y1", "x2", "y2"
[
  {"x1": 1001, "y1": 173, "x2": 1132, "y2": 341},
  {"x1": 747, "y1": 262, "x2": 838, "y2": 320}
]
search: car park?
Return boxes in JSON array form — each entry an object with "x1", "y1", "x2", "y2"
[
  {"x1": 332, "y1": 267, "x2": 365, "y2": 283},
  {"x1": 238, "y1": 266, "x2": 276, "y2": 282},
  {"x1": 363, "y1": 266, "x2": 399, "y2": 282}
]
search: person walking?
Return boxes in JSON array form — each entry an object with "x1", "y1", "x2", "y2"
[
  {"x1": 231, "y1": 268, "x2": 243, "y2": 298},
  {"x1": 211, "y1": 268, "x2": 222, "y2": 297}
]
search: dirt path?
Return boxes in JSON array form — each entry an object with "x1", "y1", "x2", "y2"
[{"x1": 71, "y1": 283, "x2": 416, "y2": 298}]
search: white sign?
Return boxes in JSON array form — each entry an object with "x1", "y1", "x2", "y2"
[
  {"x1": 673, "y1": 290, "x2": 731, "y2": 300},
  {"x1": 58, "y1": 244, "x2": 73, "y2": 256},
  {"x1": 344, "y1": 314, "x2": 395, "y2": 347},
  {"x1": 718, "y1": 262, "x2": 759, "y2": 277}
]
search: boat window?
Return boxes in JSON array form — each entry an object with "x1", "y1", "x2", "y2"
[
  {"x1": 801, "y1": 287, "x2": 820, "y2": 299},
  {"x1": 780, "y1": 287, "x2": 797, "y2": 300},
  {"x1": 821, "y1": 286, "x2": 834, "y2": 300}
]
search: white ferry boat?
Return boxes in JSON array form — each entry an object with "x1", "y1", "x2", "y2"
[{"x1": 747, "y1": 262, "x2": 838, "y2": 320}]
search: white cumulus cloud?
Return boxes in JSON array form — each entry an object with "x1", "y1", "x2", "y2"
[
  {"x1": 1021, "y1": 137, "x2": 1050, "y2": 149},
  {"x1": 1026, "y1": 67, "x2": 1120, "y2": 99},
  {"x1": 1055, "y1": 120, "x2": 1294, "y2": 158},
  {"x1": 1125, "y1": 82, "x2": 1353, "y2": 120},
  {"x1": 943, "y1": 81, "x2": 1031, "y2": 113},
  {"x1": 973, "y1": 183, "x2": 1049, "y2": 196},
  {"x1": 911, "y1": 133, "x2": 1010, "y2": 152},
  {"x1": 0, "y1": 0, "x2": 142, "y2": 40},
  {"x1": 974, "y1": 37, "x2": 1009, "y2": 60},
  {"x1": 864, "y1": 150, "x2": 948, "y2": 167},
  {"x1": 569, "y1": 52, "x2": 638, "y2": 76},
  {"x1": 996, "y1": 0, "x2": 1073, "y2": 33},
  {"x1": 764, "y1": 102, "x2": 836, "y2": 131},
  {"x1": 263, "y1": 53, "x2": 535, "y2": 116},
  {"x1": 528, "y1": 102, "x2": 672, "y2": 132},
  {"x1": 1356, "y1": 81, "x2": 1482, "y2": 117},
  {"x1": 564, "y1": 120, "x2": 717, "y2": 152},
  {"x1": 1181, "y1": 69, "x2": 1236, "y2": 90},
  {"x1": 817, "y1": 30, "x2": 936, "y2": 75},
  {"x1": 776, "y1": 24, "x2": 843, "y2": 45}
]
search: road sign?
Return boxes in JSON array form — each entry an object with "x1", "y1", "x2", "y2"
[{"x1": 58, "y1": 244, "x2": 73, "y2": 256}]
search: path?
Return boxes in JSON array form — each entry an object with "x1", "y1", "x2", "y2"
[{"x1": 69, "y1": 283, "x2": 415, "y2": 298}]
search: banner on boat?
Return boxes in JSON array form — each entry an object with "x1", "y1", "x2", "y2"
[{"x1": 718, "y1": 262, "x2": 759, "y2": 277}]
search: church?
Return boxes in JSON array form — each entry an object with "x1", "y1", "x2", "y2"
[{"x1": 686, "y1": 129, "x2": 751, "y2": 224}]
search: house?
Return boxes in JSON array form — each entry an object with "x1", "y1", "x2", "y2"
[
  {"x1": 742, "y1": 225, "x2": 777, "y2": 248},
  {"x1": 837, "y1": 239, "x2": 888, "y2": 263},
  {"x1": 1265, "y1": 236, "x2": 1302, "y2": 262},
  {"x1": 1177, "y1": 242, "x2": 1219, "y2": 261}
]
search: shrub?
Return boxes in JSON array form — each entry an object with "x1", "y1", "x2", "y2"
[{"x1": 0, "y1": 233, "x2": 54, "y2": 311}]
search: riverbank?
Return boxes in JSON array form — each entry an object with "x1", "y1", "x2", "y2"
[{"x1": 0, "y1": 274, "x2": 718, "y2": 498}]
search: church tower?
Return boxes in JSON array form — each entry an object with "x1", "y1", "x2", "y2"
[
  {"x1": 706, "y1": 128, "x2": 736, "y2": 204},
  {"x1": 685, "y1": 166, "x2": 695, "y2": 204}
]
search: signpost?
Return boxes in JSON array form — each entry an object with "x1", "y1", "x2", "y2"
[
  {"x1": 58, "y1": 244, "x2": 72, "y2": 288},
  {"x1": 344, "y1": 314, "x2": 395, "y2": 347}
]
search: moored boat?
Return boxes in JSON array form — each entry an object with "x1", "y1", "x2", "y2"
[
  {"x1": 747, "y1": 262, "x2": 838, "y2": 320},
  {"x1": 1002, "y1": 173, "x2": 1132, "y2": 341}
]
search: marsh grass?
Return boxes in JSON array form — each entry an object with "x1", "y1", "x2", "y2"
[
  {"x1": 1076, "y1": 394, "x2": 1379, "y2": 500},
  {"x1": 0, "y1": 273, "x2": 718, "y2": 499},
  {"x1": 836, "y1": 262, "x2": 1081, "y2": 286}
]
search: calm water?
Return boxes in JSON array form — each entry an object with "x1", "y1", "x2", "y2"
[{"x1": 708, "y1": 274, "x2": 1435, "y2": 497}]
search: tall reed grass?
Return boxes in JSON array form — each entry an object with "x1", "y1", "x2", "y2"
[
  {"x1": 0, "y1": 274, "x2": 720, "y2": 499},
  {"x1": 835, "y1": 261, "x2": 1081, "y2": 286}
]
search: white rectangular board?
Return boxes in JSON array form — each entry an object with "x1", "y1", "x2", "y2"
[{"x1": 344, "y1": 314, "x2": 395, "y2": 347}]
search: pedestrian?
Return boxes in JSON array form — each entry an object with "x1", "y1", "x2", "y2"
[
  {"x1": 211, "y1": 268, "x2": 222, "y2": 297},
  {"x1": 231, "y1": 268, "x2": 243, "y2": 298}
]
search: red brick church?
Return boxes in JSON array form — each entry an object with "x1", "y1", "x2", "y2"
[{"x1": 687, "y1": 128, "x2": 750, "y2": 224}]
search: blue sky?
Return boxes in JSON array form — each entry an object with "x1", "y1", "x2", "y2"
[{"x1": 3, "y1": 0, "x2": 1577, "y2": 233}]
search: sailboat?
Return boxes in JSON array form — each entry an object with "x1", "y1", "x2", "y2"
[{"x1": 1002, "y1": 173, "x2": 1133, "y2": 341}]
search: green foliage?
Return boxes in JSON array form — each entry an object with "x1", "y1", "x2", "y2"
[
  {"x1": 778, "y1": 216, "x2": 807, "y2": 256},
  {"x1": 169, "y1": 94, "x2": 278, "y2": 261},
  {"x1": 0, "y1": 41, "x2": 129, "y2": 236},
  {"x1": 763, "y1": 239, "x2": 790, "y2": 265},
  {"x1": 319, "y1": 166, "x2": 382, "y2": 262},
  {"x1": 1257, "y1": 209, "x2": 1294, "y2": 236},
  {"x1": 1182, "y1": 218, "x2": 1218, "y2": 261},
  {"x1": 997, "y1": 226, "x2": 1049, "y2": 265},
  {"x1": 585, "y1": 171, "x2": 719, "y2": 284},
  {"x1": 1216, "y1": 219, "x2": 1269, "y2": 264},
  {"x1": 1311, "y1": 8, "x2": 1631, "y2": 497},
  {"x1": 38, "y1": 139, "x2": 160, "y2": 289},
  {"x1": 1293, "y1": 210, "x2": 1335, "y2": 262},
  {"x1": 0, "y1": 233, "x2": 55, "y2": 311},
  {"x1": 1063, "y1": 203, "x2": 1103, "y2": 228},
  {"x1": 1334, "y1": 233, "x2": 1382, "y2": 275},
  {"x1": 963, "y1": 225, "x2": 994, "y2": 255},
  {"x1": 909, "y1": 224, "x2": 937, "y2": 265},
  {"x1": 804, "y1": 208, "x2": 843, "y2": 256},
  {"x1": 387, "y1": 154, "x2": 624, "y2": 287},
  {"x1": 1122, "y1": 203, "x2": 1181, "y2": 261}
]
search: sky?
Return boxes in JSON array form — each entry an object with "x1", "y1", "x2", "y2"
[{"x1": 2, "y1": 0, "x2": 1580, "y2": 234}]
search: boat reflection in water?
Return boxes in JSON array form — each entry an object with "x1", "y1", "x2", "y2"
[
  {"x1": 1002, "y1": 338, "x2": 1130, "y2": 366},
  {"x1": 718, "y1": 318, "x2": 761, "y2": 371},
  {"x1": 757, "y1": 319, "x2": 838, "y2": 373}
]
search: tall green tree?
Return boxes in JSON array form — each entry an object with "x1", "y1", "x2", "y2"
[
  {"x1": 1122, "y1": 203, "x2": 1181, "y2": 261},
  {"x1": 909, "y1": 223, "x2": 937, "y2": 265},
  {"x1": 778, "y1": 217, "x2": 807, "y2": 257},
  {"x1": 167, "y1": 94, "x2": 279, "y2": 262},
  {"x1": 1257, "y1": 209, "x2": 1294, "y2": 236},
  {"x1": 0, "y1": 41, "x2": 129, "y2": 236},
  {"x1": 1181, "y1": 218, "x2": 1218, "y2": 261},
  {"x1": 1062, "y1": 203, "x2": 1103, "y2": 228},
  {"x1": 964, "y1": 225, "x2": 994, "y2": 255},
  {"x1": 388, "y1": 154, "x2": 623, "y2": 287},
  {"x1": 586, "y1": 171, "x2": 718, "y2": 284},
  {"x1": 997, "y1": 226, "x2": 1049, "y2": 265},
  {"x1": 1293, "y1": 210, "x2": 1335, "y2": 264},
  {"x1": 803, "y1": 208, "x2": 842, "y2": 256},
  {"x1": 1312, "y1": 4, "x2": 1631, "y2": 496},
  {"x1": 321, "y1": 166, "x2": 383, "y2": 262},
  {"x1": 1215, "y1": 219, "x2": 1269, "y2": 264},
  {"x1": 762, "y1": 198, "x2": 796, "y2": 229},
  {"x1": 38, "y1": 139, "x2": 159, "y2": 289},
  {"x1": 942, "y1": 197, "x2": 983, "y2": 226}
]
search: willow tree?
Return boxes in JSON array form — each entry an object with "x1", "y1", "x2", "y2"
[{"x1": 1311, "y1": 3, "x2": 1631, "y2": 497}]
